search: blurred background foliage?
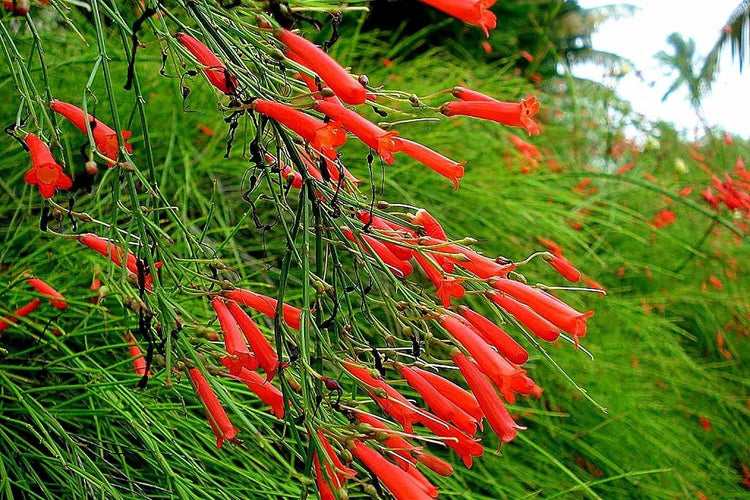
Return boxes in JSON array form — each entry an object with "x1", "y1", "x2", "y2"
[{"x1": 1, "y1": 0, "x2": 749, "y2": 498}]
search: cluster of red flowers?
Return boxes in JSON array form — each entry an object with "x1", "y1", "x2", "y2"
[{"x1": 701, "y1": 156, "x2": 750, "y2": 225}]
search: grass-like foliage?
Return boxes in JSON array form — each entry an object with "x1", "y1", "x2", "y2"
[{"x1": 1, "y1": 1, "x2": 749, "y2": 499}]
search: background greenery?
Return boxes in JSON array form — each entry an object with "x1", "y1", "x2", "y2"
[{"x1": 1, "y1": 1, "x2": 748, "y2": 498}]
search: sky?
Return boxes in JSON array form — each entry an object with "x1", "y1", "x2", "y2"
[{"x1": 572, "y1": 0, "x2": 750, "y2": 139}]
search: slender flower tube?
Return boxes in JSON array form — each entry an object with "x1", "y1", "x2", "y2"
[
  {"x1": 175, "y1": 32, "x2": 237, "y2": 95},
  {"x1": 222, "y1": 360, "x2": 285, "y2": 418},
  {"x1": 451, "y1": 86, "x2": 499, "y2": 103},
  {"x1": 77, "y1": 234, "x2": 161, "y2": 292},
  {"x1": 509, "y1": 133, "x2": 542, "y2": 160},
  {"x1": 266, "y1": 154, "x2": 303, "y2": 189},
  {"x1": 413, "y1": 252, "x2": 465, "y2": 307},
  {"x1": 313, "y1": 454, "x2": 336, "y2": 500},
  {"x1": 491, "y1": 279, "x2": 593, "y2": 339},
  {"x1": 226, "y1": 300, "x2": 278, "y2": 381},
  {"x1": 342, "y1": 227, "x2": 413, "y2": 278},
  {"x1": 223, "y1": 288, "x2": 302, "y2": 330},
  {"x1": 344, "y1": 362, "x2": 421, "y2": 432},
  {"x1": 412, "y1": 209, "x2": 454, "y2": 272},
  {"x1": 350, "y1": 440, "x2": 434, "y2": 500},
  {"x1": 546, "y1": 254, "x2": 581, "y2": 282},
  {"x1": 357, "y1": 211, "x2": 413, "y2": 261},
  {"x1": 23, "y1": 134, "x2": 73, "y2": 198},
  {"x1": 418, "y1": 416, "x2": 484, "y2": 468},
  {"x1": 487, "y1": 291, "x2": 561, "y2": 342},
  {"x1": 211, "y1": 298, "x2": 259, "y2": 372},
  {"x1": 356, "y1": 412, "x2": 419, "y2": 470},
  {"x1": 452, "y1": 352, "x2": 524, "y2": 443},
  {"x1": 417, "y1": 237, "x2": 515, "y2": 278},
  {"x1": 395, "y1": 138, "x2": 465, "y2": 188},
  {"x1": 458, "y1": 306, "x2": 528, "y2": 364},
  {"x1": 413, "y1": 451, "x2": 454, "y2": 477},
  {"x1": 0, "y1": 299, "x2": 41, "y2": 333},
  {"x1": 440, "y1": 314, "x2": 521, "y2": 402},
  {"x1": 127, "y1": 336, "x2": 149, "y2": 377},
  {"x1": 399, "y1": 364, "x2": 478, "y2": 434},
  {"x1": 188, "y1": 368, "x2": 238, "y2": 449},
  {"x1": 317, "y1": 430, "x2": 357, "y2": 480},
  {"x1": 26, "y1": 278, "x2": 67, "y2": 309},
  {"x1": 277, "y1": 29, "x2": 366, "y2": 105},
  {"x1": 252, "y1": 99, "x2": 346, "y2": 160},
  {"x1": 314, "y1": 100, "x2": 399, "y2": 164},
  {"x1": 50, "y1": 100, "x2": 132, "y2": 165},
  {"x1": 441, "y1": 96, "x2": 541, "y2": 136},
  {"x1": 417, "y1": 0, "x2": 497, "y2": 37},
  {"x1": 411, "y1": 367, "x2": 483, "y2": 422}
]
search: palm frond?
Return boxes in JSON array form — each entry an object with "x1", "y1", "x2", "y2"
[{"x1": 701, "y1": 0, "x2": 750, "y2": 83}]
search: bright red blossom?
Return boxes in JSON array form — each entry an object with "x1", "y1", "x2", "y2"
[
  {"x1": 488, "y1": 291, "x2": 561, "y2": 342},
  {"x1": 0, "y1": 299, "x2": 41, "y2": 333},
  {"x1": 26, "y1": 278, "x2": 67, "y2": 309},
  {"x1": 188, "y1": 368, "x2": 238, "y2": 449},
  {"x1": 350, "y1": 440, "x2": 434, "y2": 500},
  {"x1": 50, "y1": 100, "x2": 132, "y2": 165},
  {"x1": 175, "y1": 32, "x2": 237, "y2": 95},
  {"x1": 211, "y1": 298, "x2": 259, "y2": 373},
  {"x1": 442, "y1": 96, "x2": 541, "y2": 136},
  {"x1": 222, "y1": 288, "x2": 302, "y2": 329},
  {"x1": 23, "y1": 134, "x2": 72, "y2": 198},
  {"x1": 226, "y1": 300, "x2": 278, "y2": 381},
  {"x1": 459, "y1": 306, "x2": 528, "y2": 364},
  {"x1": 418, "y1": 0, "x2": 497, "y2": 37},
  {"x1": 277, "y1": 29, "x2": 366, "y2": 105},
  {"x1": 395, "y1": 138, "x2": 465, "y2": 188},
  {"x1": 546, "y1": 254, "x2": 582, "y2": 282},
  {"x1": 411, "y1": 367, "x2": 483, "y2": 422},
  {"x1": 252, "y1": 99, "x2": 346, "y2": 160},
  {"x1": 222, "y1": 359, "x2": 285, "y2": 418}
]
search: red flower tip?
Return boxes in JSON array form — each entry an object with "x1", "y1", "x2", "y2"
[
  {"x1": 223, "y1": 360, "x2": 285, "y2": 418},
  {"x1": 314, "y1": 100, "x2": 399, "y2": 164},
  {"x1": 222, "y1": 288, "x2": 302, "y2": 330},
  {"x1": 411, "y1": 367, "x2": 483, "y2": 423},
  {"x1": 126, "y1": 334, "x2": 149, "y2": 377},
  {"x1": 546, "y1": 254, "x2": 582, "y2": 282},
  {"x1": 343, "y1": 227, "x2": 413, "y2": 278},
  {"x1": 394, "y1": 138, "x2": 465, "y2": 188},
  {"x1": 188, "y1": 368, "x2": 238, "y2": 449},
  {"x1": 50, "y1": 100, "x2": 132, "y2": 166},
  {"x1": 278, "y1": 29, "x2": 366, "y2": 105},
  {"x1": 356, "y1": 211, "x2": 413, "y2": 261},
  {"x1": 418, "y1": 0, "x2": 497, "y2": 37},
  {"x1": 26, "y1": 278, "x2": 67, "y2": 309},
  {"x1": 458, "y1": 306, "x2": 528, "y2": 364},
  {"x1": 226, "y1": 300, "x2": 278, "y2": 381},
  {"x1": 23, "y1": 134, "x2": 72, "y2": 198},
  {"x1": 350, "y1": 440, "x2": 435, "y2": 500},
  {"x1": 211, "y1": 297, "x2": 259, "y2": 372},
  {"x1": 487, "y1": 290, "x2": 561, "y2": 342},
  {"x1": 175, "y1": 32, "x2": 238, "y2": 95},
  {"x1": 252, "y1": 99, "x2": 346, "y2": 160},
  {"x1": 413, "y1": 451, "x2": 454, "y2": 477}
]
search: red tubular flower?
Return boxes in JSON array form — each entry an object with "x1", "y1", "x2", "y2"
[
  {"x1": 487, "y1": 291, "x2": 561, "y2": 342},
  {"x1": 701, "y1": 187, "x2": 720, "y2": 210},
  {"x1": 452, "y1": 352, "x2": 524, "y2": 443},
  {"x1": 350, "y1": 440, "x2": 434, "y2": 500},
  {"x1": 413, "y1": 252, "x2": 464, "y2": 307},
  {"x1": 222, "y1": 360, "x2": 285, "y2": 418},
  {"x1": 26, "y1": 278, "x2": 67, "y2": 309},
  {"x1": 344, "y1": 361, "x2": 422, "y2": 432},
  {"x1": 222, "y1": 288, "x2": 302, "y2": 330},
  {"x1": 412, "y1": 451, "x2": 454, "y2": 477},
  {"x1": 0, "y1": 299, "x2": 41, "y2": 333},
  {"x1": 419, "y1": 237, "x2": 515, "y2": 280},
  {"x1": 127, "y1": 337, "x2": 149, "y2": 377},
  {"x1": 418, "y1": 0, "x2": 497, "y2": 37},
  {"x1": 491, "y1": 279, "x2": 593, "y2": 340},
  {"x1": 411, "y1": 367, "x2": 483, "y2": 423},
  {"x1": 412, "y1": 209, "x2": 448, "y2": 241},
  {"x1": 252, "y1": 99, "x2": 346, "y2": 160},
  {"x1": 313, "y1": 454, "x2": 336, "y2": 500},
  {"x1": 418, "y1": 416, "x2": 484, "y2": 468},
  {"x1": 357, "y1": 211, "x2": 413, "y2": 261},
  {"x1": 546, "y1": 254, "x2": 582, "y2": 282},
  {"x1": 23, "y1": 134, "x2": 72, "y2": 198},
  {"x1": 509, "y1": 133, "x2": 542, "y2": 160},
  {"x1": 277, "y1": 29, "x2": 366, "y2": 105},
  {"x1": 440, "y1": 314, "x2": 521, "y2": 402},
  {"x1": 50, "y1": 100, "x2": 132, "y2": 165},
  {"x1": 356, "y1": 412, "x2": 419, "y2": 470},
  {"x1": 315, "y1": 100, "x2": 400, "y2": 164},
  {"x1": 226, "y1": 300, "x2": 278, "y2": 381},
  {"x1": 342, "y1": 227, "x2": 413, "y2": 278},
  {"x1": 399, "y1": 364, "x2": 478, "y2": 435},
  {"x1": 188, "y1": 368, "x2": 239, "y2": 449},
  {"x1": 266, "y1": 154, "x2": 303, "y2": 189},
  {"x1": 537, "y1": 237, "x2": 564, "y2": 257},
  {"x1": 442, "y1": 97, "x2": 540, "y2": 136},
  {"x1": 511, "y1": 374, "x2": 543, "y2": 399},
  {"x1": 458, "y1": 306, "x2": 528, "y2": 364},
  {"x1": 211, "y1": 298, "x2": 259, "y2": 372},
  {"x1": 175, "y1": 32, "x2": 237, "y2": 95},
  {"x1": 77, "y1": 233, "x2": 161, "y2": 291},
  {"x1": 395, "y1": 138, "x2": 465, "y2": 188},
  {"x1": 317, "y1": 429, "x2": 357, "y2": 479}
]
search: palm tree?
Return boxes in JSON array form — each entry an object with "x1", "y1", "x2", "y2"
[
  {"x1": 702, "y1": 1, "x2": 750, "y2": 83},
  {"x1": 655, "y1": 33, "x2": 710, "y2": 132}
]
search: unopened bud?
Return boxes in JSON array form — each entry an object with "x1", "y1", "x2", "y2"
[
  {"x1": 85, "y1": 160, "x2": 98, "y2": 175},
  {"x1": 358, "y1": 74, "x2": 369, "y2": 86}
]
